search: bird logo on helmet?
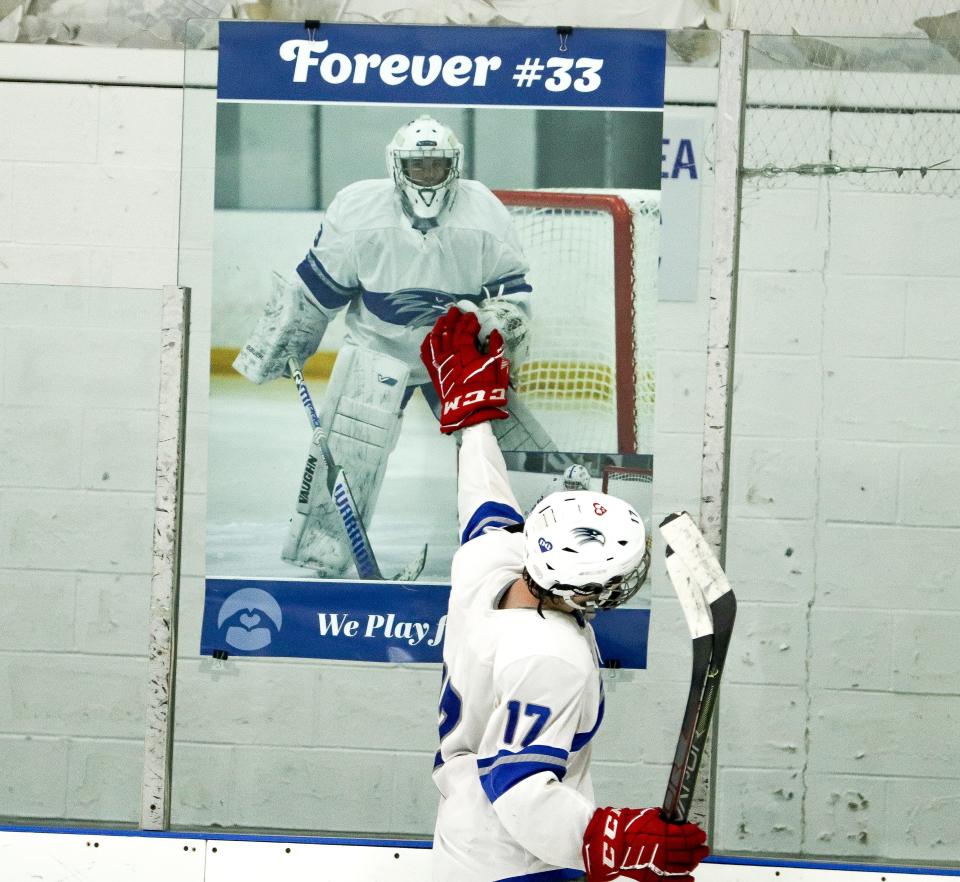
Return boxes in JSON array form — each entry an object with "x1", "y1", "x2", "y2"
[
  {"x1": 385, "y1": 115, "x2": 463, "y2": 229},
  {"x1": 522, "y1": 491, "x2": 650, "y2": 611},
  {"x1": 572, "y1": 526, "x2": 606, "y2": 546}
]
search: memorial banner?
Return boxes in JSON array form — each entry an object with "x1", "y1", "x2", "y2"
[
  {"x1": 202, "y1": 578, "x2": 649, "y2": 668},
  {"x1": 206, "y1": 20, "x2": 665, "y2": 664}
]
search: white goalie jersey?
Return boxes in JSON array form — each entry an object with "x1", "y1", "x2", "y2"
[
  {"x1": 432, "y1": 423, "x2": 601, "y2": 882},
  {"x1": 295, "y1": 178, "x2": 531, "y2": 387}
]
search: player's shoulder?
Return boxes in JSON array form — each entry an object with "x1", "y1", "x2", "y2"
[
  {"x1": 450, "y1": 530, "x2": 524, "y2": 601},
  {"x1": 325, "y1": 178, "x2": 398, "y2": 231},
  {"x1": 449, "y1": 179, "x2": 514, "y2": 232},
  {"x1": 493, "y1": 610, "x2": 596, "y2": 680}
]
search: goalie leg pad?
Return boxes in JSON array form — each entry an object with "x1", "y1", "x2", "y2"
[
  {"x1": 322, "y1": 343, "x2": 410, "y2": 517},
  {"x1": 284, "y1": 343, "x2": 410, "y2": 574}
]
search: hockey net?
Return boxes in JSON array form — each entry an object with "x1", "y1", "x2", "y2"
[
  {"x1": 602, "y1": 465, "x2": 654, "y2": 540},
  {"x1": 495, "y1": 189, "x2": 659, "y2": 455}
]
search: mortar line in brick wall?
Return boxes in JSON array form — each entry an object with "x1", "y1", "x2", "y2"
[
  {"x1": 718, "y1": 768, "x2": 960, "y2": 782},
  {"x1": 799, "y1": 688, "x2": 960, "y2": 699},
  {"x1": 800, "y1": 132, "x2": 835, "y2": 849},
  {"x1": 798, "y1": 605, "x2": 960, "y2": 615},
  {"x1": 820, "y1": 520, "x2": 960, "y2": 531},
  {"x1": 174, "y1": 741, "x2": 437, "y2": 755}
]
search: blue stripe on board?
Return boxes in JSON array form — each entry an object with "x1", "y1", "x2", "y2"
[
  {"x1": 2, "y1": 824, "x2": 958, "y2": 874},
  {"x1": 0, "y1": 823, "x2": 432, "y2": 848}
]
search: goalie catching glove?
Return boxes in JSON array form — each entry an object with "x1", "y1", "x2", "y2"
[
  {"x1": 420, "y1": 306, "x2": 509, "y2": 434},
  {"x1": 582, "y1": 807, "x2": 709, "y2": 882}
]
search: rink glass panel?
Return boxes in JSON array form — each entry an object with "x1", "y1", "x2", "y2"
[
  {"x1": 0, "y1": 22, "x2": 950, "y2": 868},
  {"x1": 716, "y1": 33, "x2": 960, "y2": 863},
  {"x1": 0, "y1": 284, "x2": 162, "y2": 826}
]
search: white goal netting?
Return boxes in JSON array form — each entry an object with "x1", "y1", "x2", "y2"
[{"x1": 499, "y1": 189, "x2": 660, "y2": 456}]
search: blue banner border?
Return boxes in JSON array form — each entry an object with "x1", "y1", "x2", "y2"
[
  {"x1": 201, "y1": 577, "x2": 649, "y2": 668},
  {"x1": 217, "y1": 21, "x2": 666, "y2": 110}
]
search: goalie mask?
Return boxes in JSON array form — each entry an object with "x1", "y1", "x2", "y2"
[
  {"x1": 523, "y1": 491, "x2": 650, "y2": 611},
  {"x1": 562, "y1": 464, "x2": 592, "y2": 491},
  {"x1": 386, "y1": 115, "x2": 463, "y2": 227}
]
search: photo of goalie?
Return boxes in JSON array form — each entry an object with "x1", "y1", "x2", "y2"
[{"x1": 207, "y1": 104, "x2": 662, "y2": 583}]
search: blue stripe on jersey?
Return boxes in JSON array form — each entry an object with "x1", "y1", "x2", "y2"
[
  {"x1": 477, "y1": 744, "x2": 569, "y2": 803},
  {"x1": 296, "y1": 253, "x2": 357, "y2": 309},
  {"x1": 497, "y1": 869, "x2": 584, "y2": 882},
  {"x1": 482, "y1": 274, "x2": 533, "y2": 296},
  {"x1": 571, "y1": 694, "x2": 604, "y2": 752},
  {"x1": 461, "y1": 501, "x2": 524, "y2": 544},
  {"x1": 477, "y1": 743, "x2": 569, "y2": 769},
  {"x1": 361, "y1": 287, "x2": 460, "y2": 329}
]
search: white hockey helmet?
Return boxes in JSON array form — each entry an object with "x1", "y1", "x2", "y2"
[
  {"x1": 386, "y1": 115, "x2": 463, "y2": 225},
  {"x1": 562, "y1": 464, "x2": 592, "y2": 491},
  {"x1": 523, "y1": 491, "x2": 650, "y2": 611}
]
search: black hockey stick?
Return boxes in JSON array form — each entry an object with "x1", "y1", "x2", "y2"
[
  {"x1": 288, "y1": 358, "x2": 427, "y2": 582},
  {"x1": 659, "y1": 511, "x2": 737, "y2": 824}
]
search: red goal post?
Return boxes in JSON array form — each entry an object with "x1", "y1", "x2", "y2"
[{"x1": 493, "y1": 189, "x2": 658, "y2": 455}]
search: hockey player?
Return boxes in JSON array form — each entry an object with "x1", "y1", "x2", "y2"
[
  {"x1": 421, "y1": 307, "x2": 709, "y2": 882},
  {"x1": 534, "y1": 462, "x2": 593, "y2": 507},
  {"x1": 232, "y1": 115, "x2": 544, "y2": 577},
  {"x1": 562, "y1": 463, "x2": 593, "y2": 490}
]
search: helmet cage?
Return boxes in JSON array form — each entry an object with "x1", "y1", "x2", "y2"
[
  {"x1": 524, "y1": 548, "x2": 651, "y2": 611},
  {"x1": 391, "y1": 147, "x2": 460, "y2": 219}
]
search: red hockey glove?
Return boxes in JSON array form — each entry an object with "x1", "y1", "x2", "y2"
[
  {"x1": 420, "y1": 306, "x2": 509, "y2": 434},
  {"x1": 582, "y1": 807, "x2": 709, "y2": 882}
]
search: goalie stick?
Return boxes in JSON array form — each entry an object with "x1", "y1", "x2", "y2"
[
  {"x1": 659, "y1": 511, "x2": 737, "y2": 824},
  {"x1": 288, "y1": 359, "x2": 427, "y2": 582}
]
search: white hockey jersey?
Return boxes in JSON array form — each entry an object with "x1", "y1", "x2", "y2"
[
  {"x1": 295, "y1": 178, "x2": 531, "y2": 387},
  {"x1": 432, "y1": 423, "x2": 602, "y2": 882}
]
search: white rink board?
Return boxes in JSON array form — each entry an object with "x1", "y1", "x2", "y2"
[
  {"x1": 0, "y1": 829, "x2": 206, "y2": 882},
  {"x1": 204, "y1": 838, "x2": 430, "y2": 882},
  {"x1": 706, "y1": 862, "x2": 960, "y2": 882},
  {"x1": 2, "y1": 828, "x2": 958, "y2": 882}
]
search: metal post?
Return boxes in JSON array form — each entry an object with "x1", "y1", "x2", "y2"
[
  {"x1": 695, "y1": 28, "x2": 748, "y2": 829},
  {"x1": 141, "y1": 285, "x2": 191, "y2": 831}
]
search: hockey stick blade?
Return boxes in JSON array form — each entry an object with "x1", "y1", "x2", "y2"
[
  {"x1": 392, "y1": 543, "x2": 428, "y2": 582},
  {"x1": 660, "y1": 511, "x2": 737, "y2": 824}
]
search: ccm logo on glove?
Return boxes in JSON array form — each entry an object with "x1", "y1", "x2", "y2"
[
  {"x1": 583, "y1": 806, "x2": 709, "y2": 882},
  {"x1": 602, "y1": 811, "x2": 619, "y2": 868},
  {"x1": 441, "y1": 387, "x2": 507, "y2": 413},
  {"x1": 420, "y1": 306, "x2": 511, "y2": 434}
]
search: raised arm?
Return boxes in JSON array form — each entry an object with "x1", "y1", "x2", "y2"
[
  {"x1": 456, "y1": 423, "x2": 523, "y2": 544},
  {"x1": 420, "y1": 307, "x2": 523, "y2": 543}
]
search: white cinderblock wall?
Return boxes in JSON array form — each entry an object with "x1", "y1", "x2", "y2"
[{"x1": 0, "y1": 44, "x2": 958, "y2": 864}]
